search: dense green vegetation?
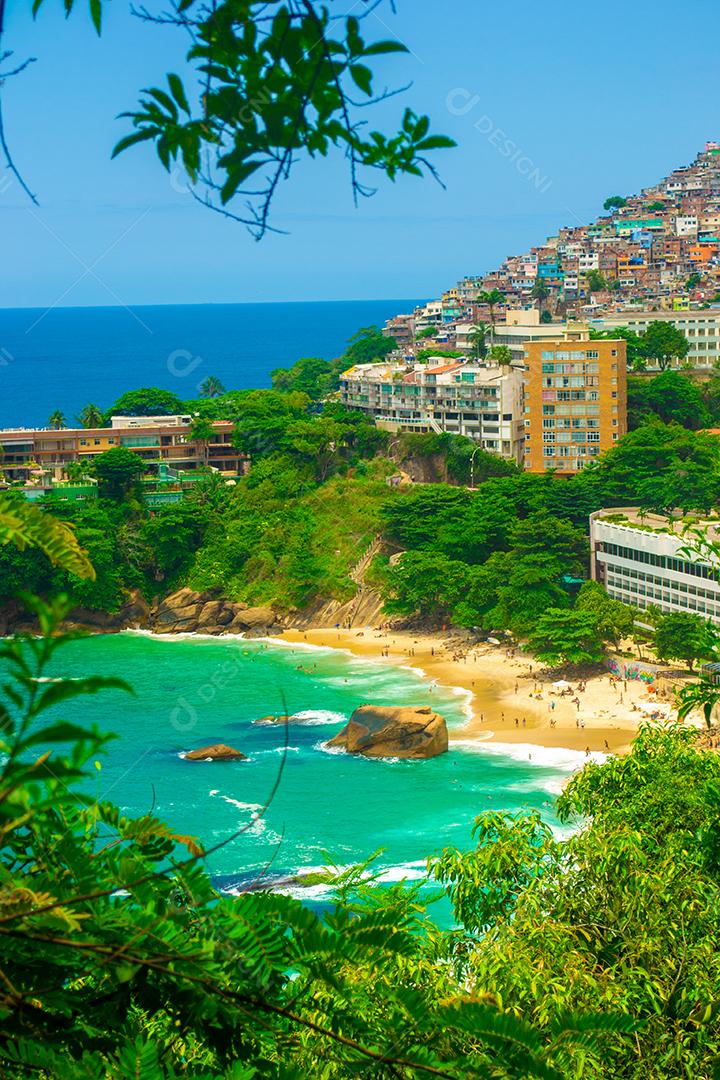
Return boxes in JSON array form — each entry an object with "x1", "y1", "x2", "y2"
[
  {"x1": 590, "y1": 322, "x2": 689, "y2": 372},
  {"x1": 4, "y1": 362, "x2": 720, "y2": 1077},
  {"x1": 6, "y1": 375, "x2": 720, "y2": 673},
  {"x1": 628, "y1": 367, "x2": 720, "y2": 430},
  {"x1": 380, "y1": 422, "x2": 720, "y2": 641},
  {"x1": 0, "y1": 568, "x2": 716, "y2": 1075}
]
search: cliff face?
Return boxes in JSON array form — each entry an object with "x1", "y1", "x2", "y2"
[{"x1": 280, "y1": 586, "x2": 386, "y2": 630}]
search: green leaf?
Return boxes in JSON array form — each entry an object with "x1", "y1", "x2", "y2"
[
  {"x1": 416, "y1": 135, "x2": 457, "y2": 151},
  {"x1": 33, "y1": 676, "x2": 131, "y2": 717},
  {"x1": 349, "y1": 64, "x2": 373, "y2": 96},
  {"x1": 167, "y1": 73, "x2": 191, "y2": 115},
  {"x1": 111, "y1": 129, "x2": 159, "y2": 158},
  {"x1": 88, "y1": 0, "x2": 101, "y2": 33},
  {"x1": 363, "y1": 40, "x2": 409, "y2": 56},
  {"x1": 22, "y1": 722, "x2": 107, "y2": 748}
]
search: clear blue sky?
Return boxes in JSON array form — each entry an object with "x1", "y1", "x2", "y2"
[{"x1": 2, "y1": 0, "x2": 719, "y2": 307}]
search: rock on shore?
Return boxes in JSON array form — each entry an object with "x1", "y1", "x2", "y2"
[
  {"x1": 151, "y1": 589, "x2": 277, "y2": 636},
  {"x1": 184, "y1": 743, "x2": 247, "y2": 761},
  {"x1": 327, "y1": 705, "x2": 448, "y2": 760}
]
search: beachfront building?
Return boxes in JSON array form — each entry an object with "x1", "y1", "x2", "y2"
[
  {"x1": 590, "y1": 509, "x2": 720, "y2": 623},
  {"x1": 339, "y1": 359, "x2": 525, "y2": 463},
  {"x1": 523, "y1": 329, "x2": 627, "y2": 474},
  {"x1": 0, "y1": 416, "x2": 244, "y2": 484},
  {"x1": 592, "y1": 308, "x2": 720, "y2": 368}
]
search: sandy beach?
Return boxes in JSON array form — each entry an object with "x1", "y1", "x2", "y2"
[{"x1": 277, "y1": 626, "x2": 674, "y2": 754}]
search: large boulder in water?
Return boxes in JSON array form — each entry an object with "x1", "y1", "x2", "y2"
[
  {"x1": 184, "y1": 743, "x2": 247, "y2": 761},
  {"x1": 327, "y1": 705, "x2": 448, "y2": 760}
]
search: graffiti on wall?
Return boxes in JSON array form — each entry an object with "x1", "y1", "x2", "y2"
[{"x1": 606, "y1": 656, "x2": 658, "y2": 684}]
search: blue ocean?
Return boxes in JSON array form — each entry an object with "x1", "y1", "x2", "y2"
[{"x1": 0, "y1": 300, "x2": 420, "y2": 428}]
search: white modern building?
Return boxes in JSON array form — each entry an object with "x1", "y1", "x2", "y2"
[
  {"x1": 339, "y1": 359, "x2": 525, "y2": 462},
  {"x1": 590, "y1": 509, "x2": 720, "y2": 623},
  {"x1": 592, "y1": 309, "x2": 720, "y2": 368}
]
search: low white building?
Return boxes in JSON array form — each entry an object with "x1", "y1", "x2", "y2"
[
  {"x1": 592, "y1": 309, "x2": 720, "y2": 368},
  {"x1": 339, "y1": 359, "x2": 525, "y2": 462},
  {"x1": 590, "y1": 509, "x2": 720, "y2": 623}
]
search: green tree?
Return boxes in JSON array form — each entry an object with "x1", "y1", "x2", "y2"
[
  {"x1": 384, "y1": 550, "x2": 470, "y2": 622},
  {"x1": 199, "y1": 375, "x2": 226, "y2": 398},
  {"x1": 526, "y1": 607, "x2": 606, "y2": 666},
  {"x1": 105, "y1": 387, "x2": 185, "y2": 419},
  {"x1": 92, "y1": 447, "x2": 145, "y2": 500},
  {"x1": 590, "y1": 325, "x2": 646, "y2": 370},
  {"x1": 677, "y1": 676, "x2": 720, "y2": 729},
  {"x1": 284, "y1": 416, "x2": 349, "y2": 481},
  {"x1": 586, "y1": 269, "x2": 608, "y2": 293},
  {"x1": 592, "y1": 421, "x2": 720, "y2": 512},
  {"x1": 478, "y1": 289, "x2": 504, "y2": 339},
  {"x1": 488, "y1": 553, "x2": 570, "y2": 635},
  {"x1": 189, "y1": 416, "x2": 216, "y2": 466},
  {"x1": 140, "y1": 502, "x2": 211, "y2": 580},
  {"x1": 628, "y1": 370, "x2": 711, "y2": 430},
  {"x1": 78, "y1": 403, "x2": 105, "y2": 428},
  {"x1": 654, "y1": 612, "x2": 717, "y2": 670},
  {"x1": 47, "y1": 409, "x2": 67, "y2": 430},
  {"x1": 646, "y1": 200, "x2": 665, "y2": 212},
  {"x1": 103, "y1": 4, "x2": 457, "y2": 237},
  {"x1": 575, "y1": 579, "x2": 635, "y2": 645},
  {"x1": 232, "y1": 389, "x2": 310, "y2": 459},
  {"x1": 603, "y1": 194, "x2": 627, "y2": 211},
  {"x1": 686, "y1": 272, "x2": 703, "y2": 290},
  {"x1": 271, "y1": 356, "x2": 335, "y2": 400},
  {"x1": 487, "y1": 343, "x2": 513, "y2": 366},
  {"x1": 642, "y1": 321, "x2": 690, "y2": 371},
  {"x1": 381, "y1": 484, "x2": 472, "y2": 550},
  {"x1": 468, "y1": 322, "x2": 489, "y2": 359},
  {"x1": 539, "y1": 310, "x2": 553, "y2": 324},
  {"x1": 343, "y1": 325, "x2": 397, "y2": 366},
  {"x1": 530, "y1": 279, "x2": 550, "y2": 307},
  {"x1": 509, "y1": 512, "x2": 588, "y2": 576}
]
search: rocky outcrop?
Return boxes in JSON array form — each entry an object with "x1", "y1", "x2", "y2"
[
  {"x1": 61, "y1": 589, "x2": 151, "y2": 634},
  {"x1": 150, "y1": 590, "x2": 278, "y2": 636},
  {"x1": 252, "y1": 714, "x2": 292, "y2": 725},
  {"x1": 327, "y1": 705, "x2": 448, "y2": 760},
  {"x1": 184, "y1": 743, "x2": 246, "y2": 761}
]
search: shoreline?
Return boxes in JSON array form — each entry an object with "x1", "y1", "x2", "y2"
[{"x1": 274, "y1": 626, "x2": 667, "y2": 755}]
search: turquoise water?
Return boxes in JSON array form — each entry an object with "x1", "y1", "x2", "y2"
[{"x1": 34, "y1": 633, "x2": 580, "y2": 896}]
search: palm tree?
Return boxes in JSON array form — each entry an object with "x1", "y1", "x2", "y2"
[
  {"x1": 677, "y1": 677, "x2": 720, "y2": 729},
  {"x1": 531, "y1": 279, "x2": 550, "y2": 312},
  {"x1": 199, "y1": 375, "x2": 226, "y2": 398},
  {"x1": 478, "y1": 289, "x2": 504, "y2": 344},
  {"x1": 469, "y1": 322, "x2": 489, "y2": 360},
  {"x1": 78, "y1": 403, "x2": 104, "y2": 428},
  {"x1": 48, "y1": 410, "x2": 67, "y2": 430},
  {"x1": 190, "y1": 417, "x2": 216, "y2": 466}
]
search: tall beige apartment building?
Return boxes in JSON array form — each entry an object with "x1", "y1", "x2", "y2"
[{"x1": 523, "y1": 330, "x2": 627, "y2": 473}]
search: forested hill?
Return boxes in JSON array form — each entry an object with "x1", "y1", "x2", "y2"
[{"x1": 3, "y1": 356, "x2": 720, "y2": 662}]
